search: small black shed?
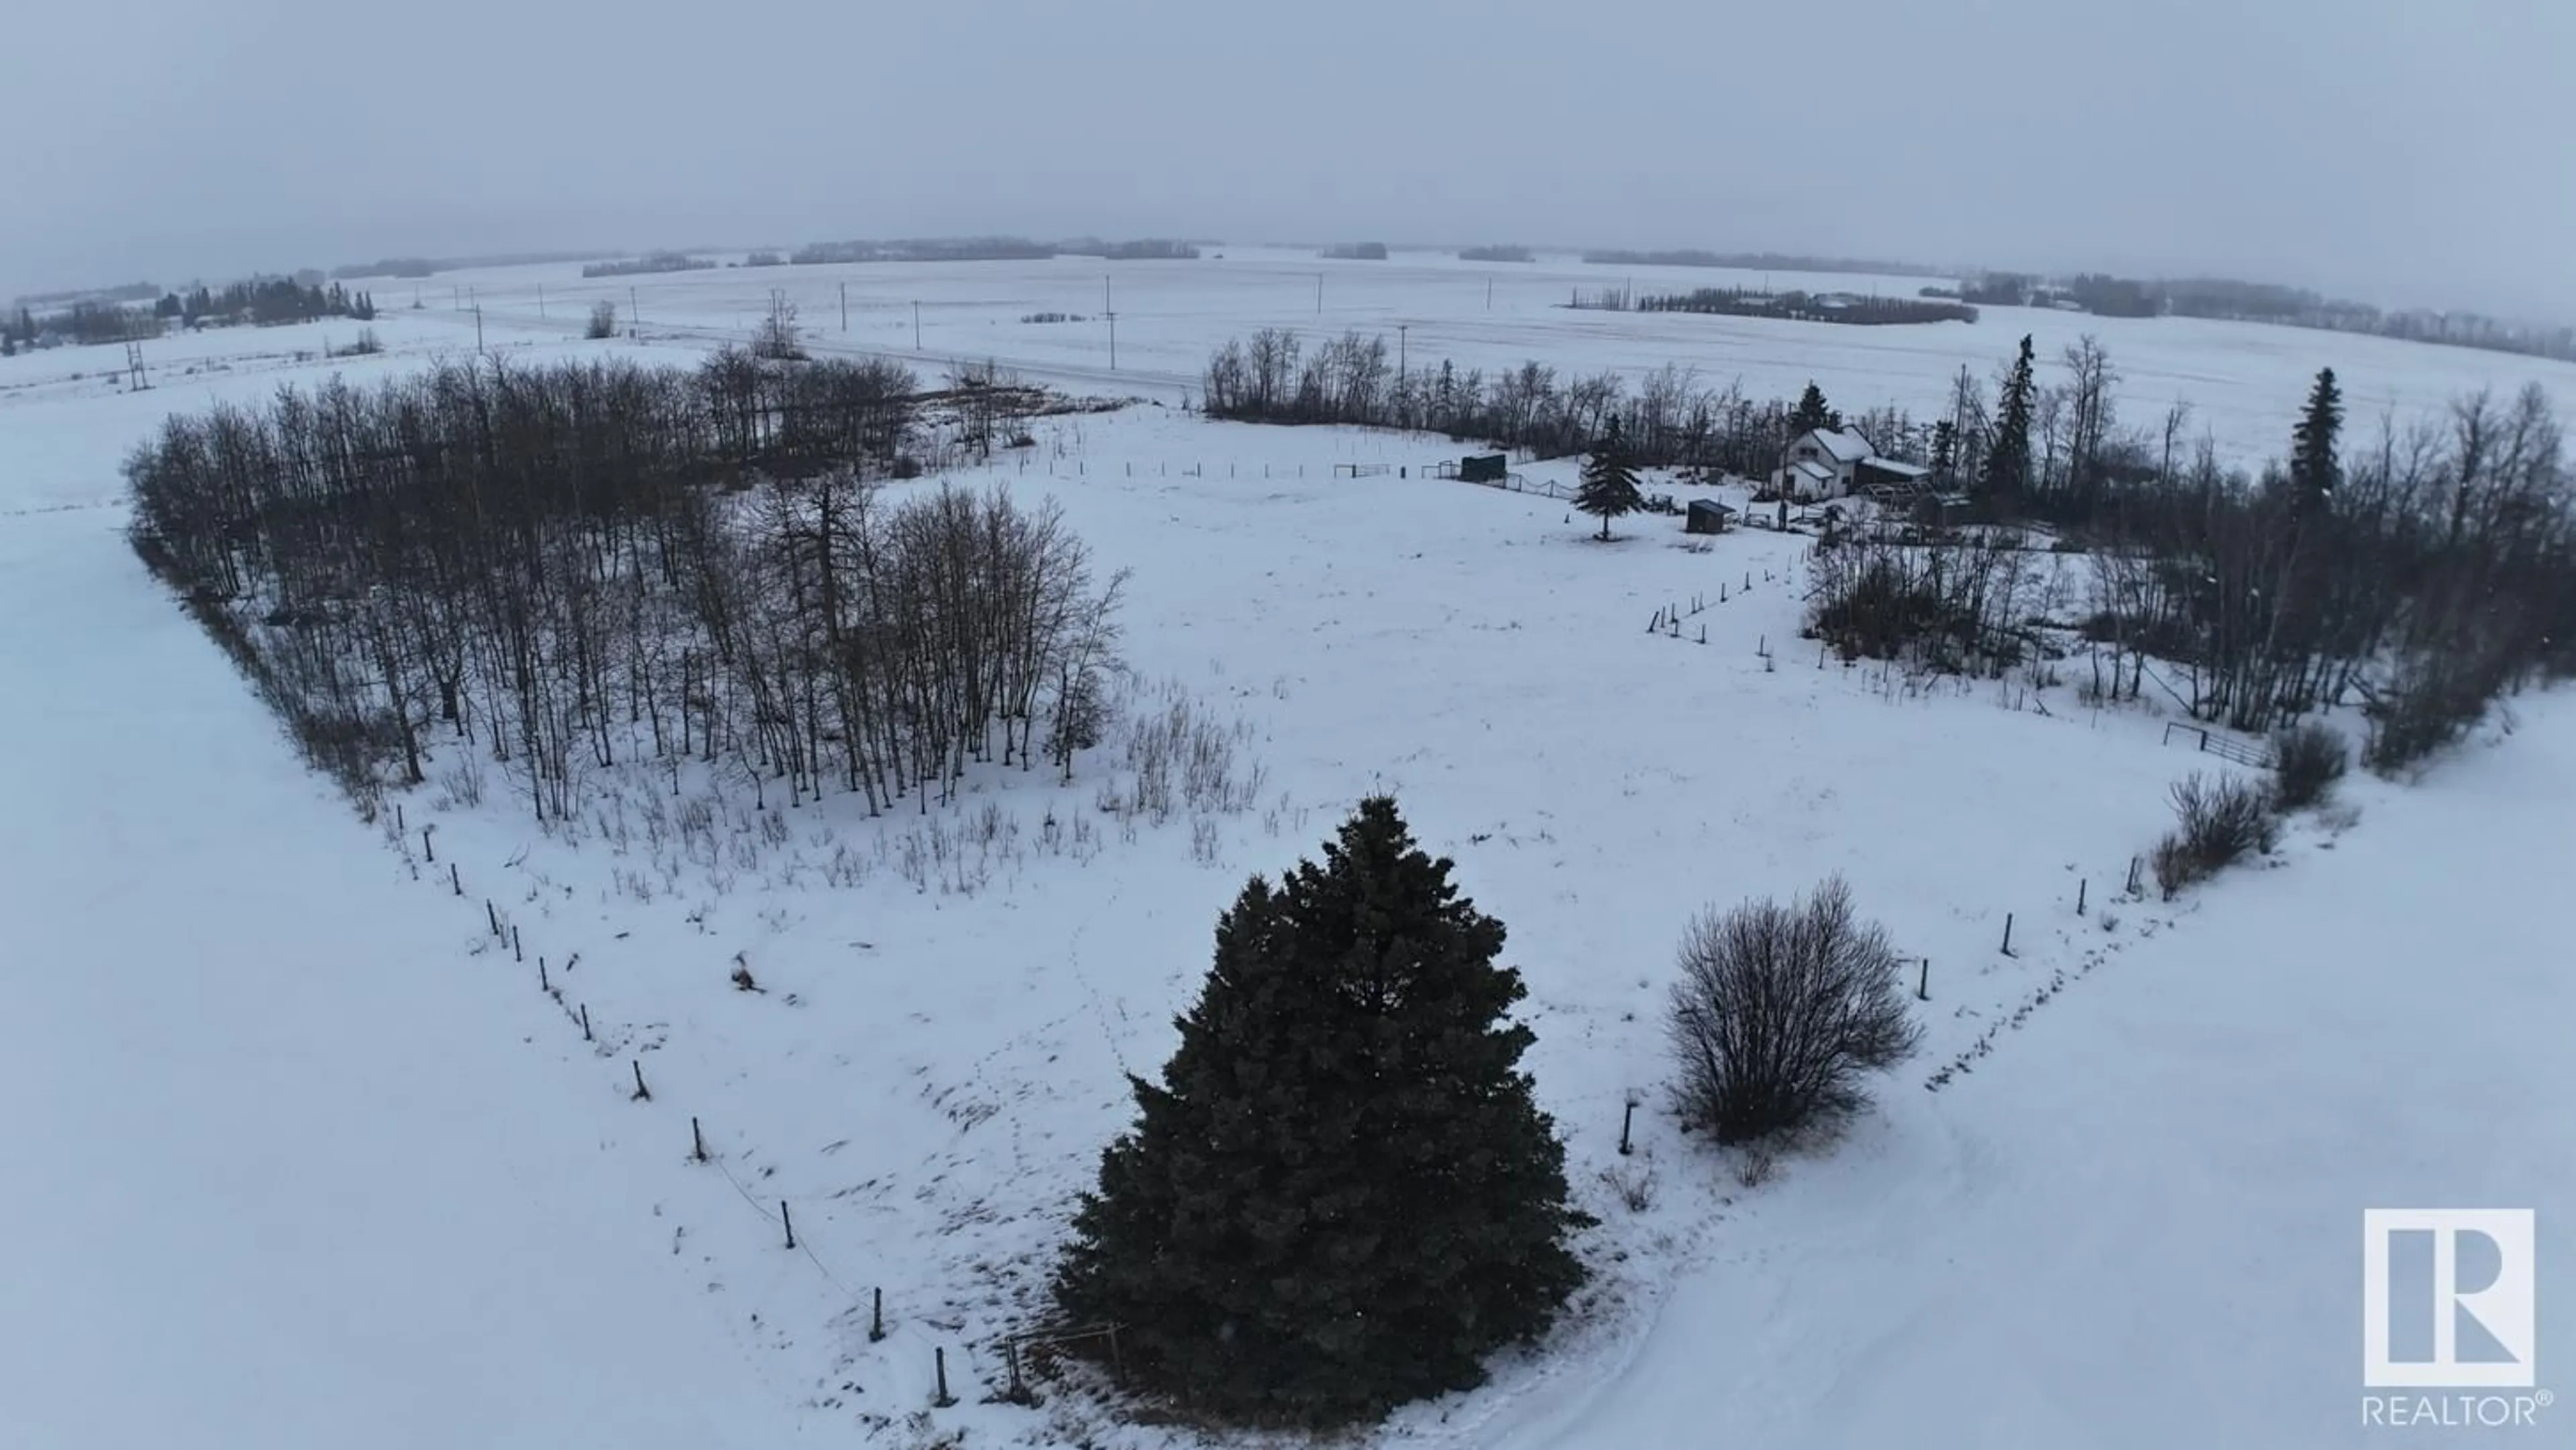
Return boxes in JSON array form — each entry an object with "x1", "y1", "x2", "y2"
[
  {"x1": 1458, "y1": 452, "x2": 1508, "y2": 483},
  {"x1": 1684, "y1": 499, "x2": 1737, "y2": 534}
]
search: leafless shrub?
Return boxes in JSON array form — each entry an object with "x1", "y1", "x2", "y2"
[
  {"x1": 2271, "y1": 721, "x2": 2349, "y2": 810},
  {"x1": 433, "y1": 753, "x2": 486, "y2": 810},
  {"x1": 2154, "y1": 772, "x2": 2279, "y2": 897},
  {"x1": 753, "y1": 293, "x2": 804, "y2": 360},
  {"x1": 586, "y1": 300, "x2": 619, "y2": 340},
  {"x1": 1668, "y1": 876, "x2": 1922, "y2": 1146},
  {"x1": 1599, "y1": 1160, "x2": 1658, "y2": 1212}
]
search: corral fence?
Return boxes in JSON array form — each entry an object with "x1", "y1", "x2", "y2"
[{"x1": 2161, "y1": 720, "x2": 2277, "y2": 770}]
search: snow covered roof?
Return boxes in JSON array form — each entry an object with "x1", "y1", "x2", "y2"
[
  {"x1": 1862, "y1": 458, "x2": 1931, "y2": 478},
  {"x1": 1788, "y1": 459, "x2": 1837, "y2": 482},
  {"x1": 1686, "y1": 497, "x2": 1737, "y2": 513},
  {"x1": 1807, "y1": 427, "x2": 1875, "y2": 464}
]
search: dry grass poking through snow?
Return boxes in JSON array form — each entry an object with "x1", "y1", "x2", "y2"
[{"x1": 414, "y1": 668, "x2": 1282, "y2": 909}]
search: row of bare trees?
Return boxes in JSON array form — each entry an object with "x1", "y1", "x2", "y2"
[
  {"x1": 1199, "y1": 328, "x2": 1931, "y2": 476},
  {"x1": 125, "y1": 352, "x2": 1126, "y2": 820}
]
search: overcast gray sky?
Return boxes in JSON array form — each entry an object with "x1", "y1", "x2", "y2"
[{"x1": 5, "y1": 0, "x2": 2570, "y2": 317}]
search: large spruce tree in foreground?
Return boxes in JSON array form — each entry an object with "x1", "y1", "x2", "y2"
[{"x1": 1054, "y1": 796, "x2": 1588, "y2": 1426}]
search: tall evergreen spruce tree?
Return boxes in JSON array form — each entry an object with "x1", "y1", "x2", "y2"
[
  {"x1": 1982, "y1": 334, "x2": 2037, "y2": 509},
  {"x1": 1573, "y1": 415, "x2": 1647, "y2": 540},
  {"x1": 1788, "y1": 380, "x2": 1840, "y2": 435},
  {"x1": 1054, "y1": 797, "x2": 1589, "y2": 1426},
  {"x1": 2290, "y1": 366, "x2": 2343, "y2": 509}
]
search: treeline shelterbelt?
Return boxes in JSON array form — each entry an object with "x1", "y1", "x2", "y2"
[
  {"x1": 1633, "y1": 287, "x2": 1976, "y2": 326},
  {"x1": 1198, "y1": 326, "x2": 1928, "y2": 477},
  {"x1": 156, "y1": 278, "x2": 376, "y2": 325},
  {"x1": 1957, "y1": 271, "x2": 2576, "y2": 364},
  {"x1": 582, "y1": 251, "x2": 718, "y2": 278},
  {"x1": 1, "y1": 279, "x2": 376, "y2": 349},
  {"x1": 123, "y1": 352, "x2": 1124, "y2": 823}
]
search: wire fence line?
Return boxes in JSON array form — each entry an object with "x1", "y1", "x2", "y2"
[{"x1": 400, "y1": 825, "x2": 1000, "y2": 1411}]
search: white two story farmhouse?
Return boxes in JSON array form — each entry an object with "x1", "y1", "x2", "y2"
[{"x1": 1772, "y1": 426, "x2": 1932, "y2": 501}]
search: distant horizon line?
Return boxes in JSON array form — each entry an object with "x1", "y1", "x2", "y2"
[{"x1": 11, "y1": 236, "x2": 2568, "y2": 335}]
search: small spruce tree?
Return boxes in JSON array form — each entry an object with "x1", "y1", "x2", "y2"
[
  {"x1": 1574, "y1": 415, "x2": 1647, "y2": 540},
  {"x1": 1055, "y1": 797, "x2": 1589, "y2": 1426},
  {"x1": 1929, "y1": 419, "x2": 1957, "y2": 480}
]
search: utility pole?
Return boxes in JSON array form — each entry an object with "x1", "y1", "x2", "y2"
[
  {"x1": 629, "y1": 285, "x2": 639, "y2": 326},
  {"x1": 1316, "y1": 272, "x2": 1324, "y2": 315},
  {"x1": 1486, "y1": 276, "x2": 1493, "y2": 311},
  {"x1": 839, "y1": 282, "x2": 848, "y2": 332},
  {"x1": 912, "y1": 301, "x2": 922, "y2": 350},
  {"x1": 1397, "y1": 323, "x2": 1408, "y2": 427},
  {"x1": 474, "y1": 305, "x2": 484, "y2": 352},
  {"x1": 1107, "y1": 309, "x2": 1117, "y2": 370},
  {"x1": 537, "y1": 283, "x2": 545, "y2": 320}
]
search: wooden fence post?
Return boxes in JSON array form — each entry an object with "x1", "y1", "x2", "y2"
[
  {"x1": 692, "y1": 1117, "x2": 707, "y2": 1162},
  {"x1": 2077, "y1": 878, "x2": 2088, "y2": 915},
  {"x1": 933, "y1": 1347, "x2": 956, "y2": 1407},
  {"x1": 631, "y1": 1060, "x2": 651, "y2": 1101},
  {"x1": 1618, "y1": 1101, "x2": 1635, "y2": 1156},
  {"x1": 449, "y1": 862, "x2": 462, "y2": 896},
  {"x1": 1917, "y1": 957, "x2": 1929, "y2": 1000},
  {"x1": 782, "y1": 1200, "x2": 795, "y2": 1250},
  {"x1": 2000, "y1": 913, "x2": 2015, "y2": 955},
  {"x1": 513, "y1": 925, "x2": 523, "y2": 962},
  {"x1": 579, "y1": 1003, "x2": 592, "y2": 1041},
  {"x1": 870, "y1": 1286, "x2": 885, "y2": 1342}
]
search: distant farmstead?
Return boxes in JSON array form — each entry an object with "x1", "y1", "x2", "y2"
[{"x1": 1772, "y1": 426, "x2": 1931, "y2": 502}]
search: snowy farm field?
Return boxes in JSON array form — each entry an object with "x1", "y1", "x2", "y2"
[
  {"x1": 400, "y1": 244, "x2": 2576, "y2": 471},
  {"x1": 5, "y1": 311, "x2": 2574, "y2": 1450}
]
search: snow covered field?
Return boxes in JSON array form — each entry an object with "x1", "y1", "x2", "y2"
[
  {"x1": 3, "y1": 306, "x2": 2571, "y2": 1449},
  {"x1": 387, "y1": 244, "x2": 2576, "y2": 472}
]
